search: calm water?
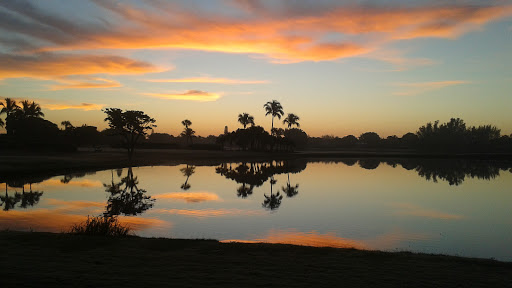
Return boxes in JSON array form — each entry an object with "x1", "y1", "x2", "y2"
[{"x1": 1, "y1": 159, "x2": 511, "y2": 261}]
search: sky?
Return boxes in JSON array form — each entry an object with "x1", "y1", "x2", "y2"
[{"x1": 0, "y1": 0, "x2": 511, "y2": 137}]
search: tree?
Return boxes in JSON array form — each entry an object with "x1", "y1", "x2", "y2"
[
  {"x1": 180, "y1": 119, "x2": 195, "y2": 146},
  {"x1": 263, "y1": 100, "x2": 284, "y2": 134},
  {"x1": 283, "y1": 113, "x2": 300, "y2": 128},
  {"x1": 0, "y1": 98, "x2": 20, "y2": 135},
  {"x1": 180, "y1": 165, "x2": 196, "y2": 190},
  {"x1": 103, "y1": 108, "x2": 156, "y2": 159},
  {"x1": 359, "y1": 132, "x2": 381, "y2": 146},
  {"x1": 181, "y1": 119, "x2": 192, "y2": 129},
  {"x1": 61, "y1": 120, "x2": 74, "y2": 131},
  {"x1": 20, "y1": 100, "x2": 44, "y2": 118},
  {"x1": 238, "y1": 113, "x2": 255, "y2": 129}
]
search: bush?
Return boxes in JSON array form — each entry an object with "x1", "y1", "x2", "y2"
[{"x1": 69, "y1": 216, "x2": 130, "y2": 237}]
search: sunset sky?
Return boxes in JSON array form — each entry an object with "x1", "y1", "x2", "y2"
[{"x1": 1, "y1": 0, "x2": 511, "y2": 137}]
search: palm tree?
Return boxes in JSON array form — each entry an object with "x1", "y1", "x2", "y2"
[
  {"x1": 283, "y1": 113, "x2": 300, "y2": 128},
  {"x1": 238, "y1": 113, "x2": 255, "y2": 129},
  {"x1": 263, "y1": 100, "x2": 284, "y2": 134},
  {"x1": 262, "y1": 176, "x2": 282, "y2": 211},
  {"x1": 20, "y1": 100, "x2": 44, "y2": 118},
  {"x1": 1, "y1": 98, "x2": 20, "y2": 134},
  {"x1": 61, "y1": 120, "x2": 74, "y2": 131},
  {"x1": 181, "y1": 119, "x2": 192, "y2": 129}
]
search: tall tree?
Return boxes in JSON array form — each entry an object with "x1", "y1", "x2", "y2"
[
  {"x1": 283, "y1": 113, "x2": 300, "y2": 128},
  {"x1": 238, "y1": 113, "x2": 255, "y2": 129},
  {"x1": 103, "y1": 108, "x2": 156, "y2": 159},
  {"x1": 61, "y1": 120, "x2": 74, "y2": 131},
  {"x1": 0, "y1": 98, "x2": 20, "y2": 135},
  {"x1": 263, "y1": 100, "x2": 284, "y2": 134},
  {"x1": 180, "y1": 119, "x2": 195, "y2": 146},
  {"x1": 20, "y1": 100, "x2": 44, "y2": 118}
]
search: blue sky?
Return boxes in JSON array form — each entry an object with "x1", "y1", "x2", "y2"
[{"x1": 0, "y1": 0, "x2": 511, "y2": 137}]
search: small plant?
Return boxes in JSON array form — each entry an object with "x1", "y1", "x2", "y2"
[{"x1": 69, "y1": 215, "x2": 130, "y2": 237}]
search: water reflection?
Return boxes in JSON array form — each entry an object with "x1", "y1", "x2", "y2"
[
  {"x1": 180, "y1": 165, "x2": 196, "y2": 190},
  {"x1": 0, "y1": 183, "x2": 43, "y2": 211},
  {"x1": 215, "y1": 160, "x2": 306, "y2": 211},
  {"x1": 104, "y1": 167, "x2": 155, "y2": 216}
]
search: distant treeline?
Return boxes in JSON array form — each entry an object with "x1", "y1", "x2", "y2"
[{"x1": 1, "y1": 97, "x2": 510, "y2": 153}]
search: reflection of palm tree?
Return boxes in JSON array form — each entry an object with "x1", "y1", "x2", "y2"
[
  {"x1": 283, "y1": 113, "x2": 300, "y2": 128},
  {"x1": 19, "y1": 183, "x2": 43, "y2": 209},
  {"x1": 236, "y1": 183, "x2": 254, "y2": 198},
  {"x1": 238, "y1": 113, "x2": 255, "y2": 129},
  {"x1": 180, "y1": 165, "x2": 196, "y2": 191},
  {"x1": 0, "y1": 185, "x2": 22, "y2": 211},
  {"x1": 281, "y1": 173, "x2": 299, "y2": 197},
  {"x1": 262, "y1": 177, "x2": 282, "y2": 210},
  {"x1": 263, "y1": 100, "x2": 284, "y2": 134},
  {"x1": 104, "y1": 167, "x2": 154, "y2": 216}
]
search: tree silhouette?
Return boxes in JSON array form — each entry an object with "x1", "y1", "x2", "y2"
[
  {"x1": 103, "y1": 108, "x2": 156, "y2": 159},
  {"x1": 0, "y1": 98, "x2": 20, "y2": 135},
  {"x1": 283, "y1": 113, "x2": 300, "y2": 128},
  {"x1": 180, "y1": 119, "x2": 195, "y2": 146},
  {"x1": 19, "y1": 183, "x2": 43, "y2": 209},
  {"x1": 180, "y1": 164, "x2": 196, "y2": 190},
  {"x1": 263, "y1": 100, "x2": 284, "y2": 134},
  {"x1": 238, "y1": 113, "x2": 255, "y2": 129},
  {"x1": 20, "y1": 100, "x2": 44, "y2": 118},
  {"x1": 61, "y1": 120, "x2": 74, "y2": 131},
  {"x1": 104, "y1": 167, "x2": 154, "y2": 216}
]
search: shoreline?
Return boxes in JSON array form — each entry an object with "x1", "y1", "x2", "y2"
[{"x1": 1, "y1": 231, "x2": 510, "y2": 287}]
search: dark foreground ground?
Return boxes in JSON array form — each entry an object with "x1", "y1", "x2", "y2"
[{"x1": 1, "y1": 231, "x2": 511, "y2": 288}]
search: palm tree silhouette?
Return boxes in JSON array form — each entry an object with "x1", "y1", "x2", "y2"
[
  {"x1": 238, "y1": 113, "x2": 255, "y2": 129},
  {"x1": 283, "y1": 113, "x2": 300, "y2": 129},
  {"x1": 236, "y1": 183, "x2": 254, "y2": 198},
  {"x1": 0, "y1": 98, "x2": 20, "y2": 135},
  {"x1": 180, "y1": 119, "x2": 195, "y2": 146},
  {"x1": 180, "y1": 164, "x2": 196, "y2": 190},
  {"x1": 19, "y1": 183, "x2": 43, "y2": 209},
  {"x1": 20, "y1": 100, "x2": 44, "y2": 118},
  {"x1": 263, "y1": 100, "x2": 284, "y2": 134},
  {"x1": 0, "y1": 183, "x2": 22, "y2": 211}
]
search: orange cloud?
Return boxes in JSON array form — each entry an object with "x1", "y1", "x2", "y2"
[
  {"x1": 244, "y1": 229, "x2": 366, "y2": 249},
  {"x1": 150, "y1": 208, "x2": 263, "y2": 218},
  {"x1": 0, "y1": 209, "x2": 167, "y2": 233},
  {"x1": 50, "y1": 77, "x2": 121, "y2": 90},
  {"x1": 41, "y1": 179, "x2": 103, "y2": 187},
  {"x1": 28, "y1": 3, "x2": 512, "y2": 63},
  {"x1": 43, "y1": 103, "x2": 105, "y2": 111},
  {"x1": 392, "y1": 203, "x2": 464, "y2": 220},
  {"x1": 394, "y1": 80, "x2": 470, "y2": 96},
  {"x1": 148, "y1": 77, "x2": 268, "y2": 84},
  {"x1": 0, "y1": 53, "x2": 162, "y2": 80},
  {"x1": 144, "y1": 90, "x2": 222, "y2": 102},
  {"x1": 154, "y1": 192, "x2": 220, "y2": 203}
]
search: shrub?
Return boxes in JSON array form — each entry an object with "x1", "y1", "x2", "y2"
[{"x1": 69, "y1": 216, "x2": 130, "y2": 237}]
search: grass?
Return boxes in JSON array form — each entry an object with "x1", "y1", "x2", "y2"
[
  {"x1": 69, "y1": 216, "x2": 130, "y2": 237},
  {"x1": 0, "y1": 231, "x2": 511, "y2": 287}
]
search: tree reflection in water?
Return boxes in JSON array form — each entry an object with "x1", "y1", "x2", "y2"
[
  {"x1": 0, "y1": 182, "x2": 43, "y2": 211},
  {"x1": 216, "y1": 160, "x2": 306, "y2": 211},
  {"x1": 180, "y1": 165, "x2": 196, "y2": 191},
  {"x1": 104, "y1": 167, "x2": 154, "y2": 216}
]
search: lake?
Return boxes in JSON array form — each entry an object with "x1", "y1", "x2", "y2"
[{"x1": 1, "y1": 158, "x2": 511, "y2": 261}]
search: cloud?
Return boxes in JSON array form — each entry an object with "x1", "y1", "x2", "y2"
[
  {"x1": 150, "y1": 208, "x2": 263, "y2": 218},
  {"x1": 0, "y1": 209, "x2": 168, "y2": 233},
  {"x1": 154, "y1": 192, "x2": 221, "y2": 203},
  {"x1": 144, "y1": 90, "x2": 222, "y2": 102},
  {"x1": 49, "y1": 77, "x2": 121, "y2": 90},
  {"x1": 392, "y1": 203, "x2": 464, "y2": 220},
  {"x1": 394, "y1": 80, "x2": 470, "y2": 96},
  {"x1": 43, "y1": 103, "x2": 104, "y2": 111},
  {"x1": 41, "y1": 179, "x2": 103, "y2": 188},
  {"x1": 148, "y1": 77, "x2": 268, "y2": 84},
  {"x1": 12, "y1": 2, "x2": 508, "y2": 64},
  {"x1": 0, "y1": 53, "x2": 162, "y2": 81}
]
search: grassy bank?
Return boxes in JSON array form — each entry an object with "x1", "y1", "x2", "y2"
[{"x1": 0, "y1": 231, "x2": 510, "y2": 287}]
